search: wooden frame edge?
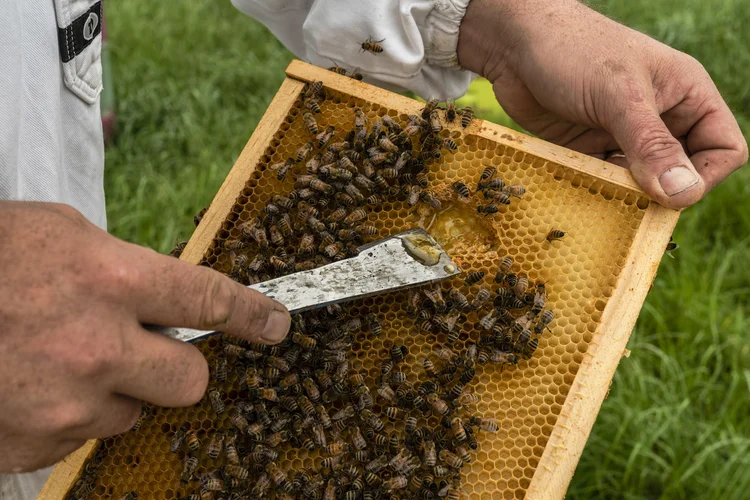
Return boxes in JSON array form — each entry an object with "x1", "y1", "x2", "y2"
[
  {"x1": 38, "y1": 441, "x2": 99, "y2": 499},
  {"x1": 285, "y1": 59, "x2": 645, "y2": 196},
  {"x1": 525, "y1": 205, "x2": 679, "y2": 499},
  {"x1": 180, "y1": 77, "x2": 307, "y2": 265}
]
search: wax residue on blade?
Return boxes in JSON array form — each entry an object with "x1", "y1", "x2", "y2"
[{"x1": 400, "y1": 233, "x2": 442, "y2": 266}]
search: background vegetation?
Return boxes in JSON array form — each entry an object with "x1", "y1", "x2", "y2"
[{"x1": 103, "y1": 2, "x2": 749, "y2": 498}]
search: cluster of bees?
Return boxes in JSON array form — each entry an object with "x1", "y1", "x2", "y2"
[{"x1": 76, "y1": 77, "x2": 562, "y2": 500}]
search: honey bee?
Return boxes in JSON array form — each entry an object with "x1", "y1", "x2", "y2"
[
  {"x1": 423, "y1": 285, "x2": 447, "y2": 311},
  {"x1": 207, "y1": 387, "x2": 225, "y2": 415},
  {"x1": 442, "y1": 138, "x2": 458, "y2": 151},
  {"x1": 452, "y1": 181, "x2": 470, "y2": 198},
  {"x1": 169, "y1": 241, "x2": 187, "y2": 258},
  {"x1": 447, "y1": 288, "x2": 470, "y2": 312},
  {"x1": 377, "y1": 383, "x2": 397, "y2": 403},
  {"x1": 428, "y1": 109, "x2": 442, "y2": 134},
  {"x1": 350, "y1": 425, "x2": 368, "y2": 450},
  {"x1": 534, "y1": 309, "x2": 555, "y2": 334},
  {"x1": 406, "y1": 185, "x2": 423, "y2": 206},
  {"x1": 450, "y1": 417, "x2": 468, "y2": 442},
  {"x1": 477, "y1": 203, "x2": 499, "y2": 215},
  {"x1": 170, "y1": 423, "x2": 189, "y2": 453},
  {"x1": 303, "y1": 378, "x2": 321, "y2": 402},
  {"x1": 460, "y1": 106, "x2": 474, "y2": 127},
  {"x1": 381, "y1": 475, "x2": 408, "y2": 493},
  {"x1": 206, "y1": 430, "x2": 224, "y2": 459},
  {"x1": 350, "y1": 68, "x2": 364, "y2": 80},
  {"x1": 423, "y1": 439, "x2": 437, "y2": 466},
  {"x1": 439, "y1": 449, "x2": 464, "y2": 468},
  {"x1": 223, "y1": 430, "x2": 239, "y2": 465},
  {"x1": 302, "y1": 111, "x2": 319, "y2": 135},
  {"x1": 251, "y1": 472, "x2": 271, "y2": 497},
  {"x1": 362, "y1": 409, "x2": 385, "y2": 432},
  {"x1": 546, "y1": 229, "x2": 565, "y2": 242},
  {"x1": 426, "y1": 393, "x2": 450, "y2": 415},
  {"x1": 305, "y1": 97, "x2": 322, "y2": 114},
  {"x1": 295, "y1": 141, "x2": 315, "y2": 163},
  {"x1": 360, "y1": 36, "x2": 385, "y2": 54},
  {"x1": 316, "y1": 125, "x2": 336, "y2": 148},
  {"x1": 270, "y1": 158, "x2": 295, "y2": 180},
  {"x1": 180, "y1": 455, "x2": 199, "y2": 484},
  {"x1": 117, "y1": 492, "x2": 138, "y2": 500},
  {"x1": 348, "y1": 108, "x2": 367, "y2": 131},
  {"x1": 422, "y1": 98, "x2": 440, "y2": 119},
  {"x1": 223, "y1": 239, "x2": 248, "y2": 251},
  {"x1": 479, "y1": 309, "x2": 499, "y2": 331},
  {"x1": 328, "y1": 61, "x2": 348, "y2": 75},
  {"x1": 344, "y1": 207, "x2": 367, "y2": 225},
  {"x1": 464, "y1": 271, "x2": 485, "y2": 286},
  {"x1": 522, "y1": 337, "x2": 539, "y2": 359},
  {"x1": 390, "y1": 370, "x2": 408, "y2": 385},
  {"x1": 267, "y1": 462, "x2": 291, "y2": 491},
  {"x1": 506, "y1": 184, "x2": 526, "y2": 197},
  {"x1": 194, "y1": 206, "x2": 208, "y2": 227},
  {"x1": 185, "y1": 430, "x2": 200, "y2": 452},
  {"x1": 515, "y1": 274, "x2": 529, "y2": 296},
  {"x1": 228, "y1": 407, "x2": 249, "y2": 433}
]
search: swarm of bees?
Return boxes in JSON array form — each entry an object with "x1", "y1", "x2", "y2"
[{"x1": 75, "y1": 81, "x2": 560, "y2": 500}]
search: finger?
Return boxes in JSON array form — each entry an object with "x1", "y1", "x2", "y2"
[
  {"x1": 607, "y1": 94, "x2": 705, "y2": 209},
  {"x1": 564, "y1": 129, "x2": 621, "y2": 156},
  {"x1": 683, "y1": 104, "x2": 748, "y2": 190},
  {"x1": 113, "y1": 324, "x2": 209, "y2": 407},
  {"x1": 129, "y1": 246, "x2": 291, "y2": 344},
  {"x1": 68, "y1": 395, "x2": 143, "y2": 439}
]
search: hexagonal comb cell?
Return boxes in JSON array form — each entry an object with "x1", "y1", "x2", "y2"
[{"x1": 63, "y1": 75, "x2": 648, "y2": 500}]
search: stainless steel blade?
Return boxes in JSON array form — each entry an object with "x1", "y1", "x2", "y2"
[{"x1": 154, "y1": 228, "x2": 460, "y2": 343}]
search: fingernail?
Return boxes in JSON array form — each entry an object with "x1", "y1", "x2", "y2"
[
  {"x1": 659, "y1": 165, "x2": 699, "y2": 196},
  {"x1": 260, "y1": 308, "x2": 291, "y2": 343}
]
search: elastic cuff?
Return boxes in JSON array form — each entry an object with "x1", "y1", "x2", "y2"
[{"x1": 424, "y1": 0, "x2": 472, "y2": 68}]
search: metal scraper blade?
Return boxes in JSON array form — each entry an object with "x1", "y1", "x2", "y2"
[{"x1": 155, "y1": 228, "x2": 460, "y2": 343}]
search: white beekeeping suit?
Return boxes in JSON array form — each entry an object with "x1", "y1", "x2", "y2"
[
  {"x1": 231, "y1": 0, "x2": 473, "y2": 99},
  {"x1": 0, "y1": 0, "x2": 471, "y2": 498}
]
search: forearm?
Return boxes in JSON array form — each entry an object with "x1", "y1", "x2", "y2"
[{"x1": 457, "y1": 0, "x2": 585, "y2": 80}]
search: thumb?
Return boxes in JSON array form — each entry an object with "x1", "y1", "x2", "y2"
[
  {"x1": 609, "y1": 98, "x2": 705, "y2": 209},
  {"x1": 131, "y1": 247, "x2": 291, "y2": 344}
]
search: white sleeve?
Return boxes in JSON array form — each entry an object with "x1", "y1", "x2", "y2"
[{"x1": 230, "y1": 0, "x2": 475, "y2": 100}]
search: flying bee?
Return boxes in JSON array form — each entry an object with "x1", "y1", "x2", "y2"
[
  {"x1": 206, "y1": 431, "x2": 224, "y2": 459},
  {"x1": 477, "y1": 203, "x2": 499, "y2": 215},
  {"x1": 328, "y1": 61, "x2": 348, "y2": 75},
  {"x1": 180, "y1": 456, "x2": 199, "y2": 484},
  {"x1": 269, "y1": 158, "x2": 294, "y2": 180},
  {"x1": 547, "y1": 229, "x2": 565, "y2": 242},
  {"x1": 360, "y1": 36, "x2": 385, "y2": 54},
  {"x1": 208, "y1": 388, "x2": 225, "y2": 415},
  {"x1": 170, "y1": 423, "x2": 189, "y2": 453},
  {"x1": 460, "y1": 106, "x2": 474, "y2": 127},
  {"x1": 506, "y1": 184, "x2": 526, "y2": 197},
  {"x1": 423, "y1": 439, "x2": 437, "y2": 466},
  {"x1": 316, "y1": 125, "x2": 336, "y2": 148},
  {"x1": 303, "y1": 111, "x2": 319, "y2": 135},
  {"x1": 422, "y1": 98, "x2": 440, "y2": 119}
]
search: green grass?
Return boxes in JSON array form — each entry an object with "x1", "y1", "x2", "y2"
[{"x1": 104, "y1": 2, "x2": 749, "y2": 499}]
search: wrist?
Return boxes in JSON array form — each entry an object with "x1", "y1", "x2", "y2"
[{"x1": 457, "y1": 0, "x2": 581, "y2": 81}]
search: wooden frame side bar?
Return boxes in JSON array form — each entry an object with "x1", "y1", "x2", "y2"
[
  {"x1": 38, "y1": 441, "x2": 99, "y2": 499},
  {"x1": 525, "y1": 205, "x2": 679, "y2": 499},
  {"x1": 181, "y1": 77, "x2": 307, "y2": 265}
]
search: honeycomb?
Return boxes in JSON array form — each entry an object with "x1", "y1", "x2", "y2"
[{"x1": 65, "y1": 76, "x2": 649, "y2": 500}]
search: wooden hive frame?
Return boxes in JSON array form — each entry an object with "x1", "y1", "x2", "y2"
[{"x1": 40, "y1": 60, "x2": 679, "y2": 499}]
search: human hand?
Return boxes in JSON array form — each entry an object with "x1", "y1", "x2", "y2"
[
  {"x1": 457, "y1": 0, "x2": 747, "y2": 209},
  {"x1": 0, "y1": 202, "x2": 290, "y2": 473}
]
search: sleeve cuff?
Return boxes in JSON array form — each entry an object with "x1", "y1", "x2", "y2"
[{"x1": 424, "y1": 0, "x2": 472, "y2": 68}]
